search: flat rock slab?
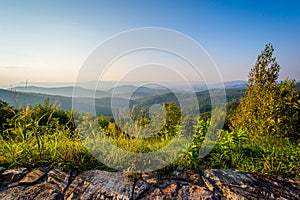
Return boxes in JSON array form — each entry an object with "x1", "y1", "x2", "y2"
[
  {"x1": 0, "y1": 167, "x2": 299, "y2": 199},
  {"x1": 142, "y1": 181, "x2": 219, "y2": 200},
  {"x1": 0, "y1": 182, "x2": 64, "y2": 200},
  {"x1": 19, "y1": 167, "x2": 48, "y2": 184},
  {"x1": 0, "y1": 168, "x2": 67, "y2": 200},
  {"x1": 202, "y1": 169, "x2": 300, "y2": 200},
  {"x1": 0, "y1": 168, "x2": 28, "y2": 188},
  {"x1": 65, "y1": 170, "x2": 134, "y2": 199}
]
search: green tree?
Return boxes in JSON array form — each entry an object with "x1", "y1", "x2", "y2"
[
  {"x1": 231, "y1": 44, "x2": 300, "y2": 139},
  {"x1": 161, "y1": 102, "x2": 182, "y2": 134},
  {"x1": 97, "y1": 116, "x2": 111, "y2": 130},
  {"x1": 0, "y1": 100, "x2": 16, "y2": 133}
]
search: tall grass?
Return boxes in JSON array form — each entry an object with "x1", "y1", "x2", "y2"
[
  {"x1": 0, "y1": 101, "x2": 299, "y2": 177},
  {"x1": 202, "y1": 129, "x2": 300, "y2": 178},
  {"x1": 0, "y1": 103, "x2": 104, "y2": 171}
]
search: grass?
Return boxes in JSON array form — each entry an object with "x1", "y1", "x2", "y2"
[
  {"x1": 0, "y1": 130, "x2": 96, "y2": 171},
  {"x1": 203, "y1": 130, "x2": 300, "y2": 178},
  {"x1": 0, "y1": 101, "x2": 299, "y2": 178}
]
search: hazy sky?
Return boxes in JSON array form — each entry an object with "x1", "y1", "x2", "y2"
[{"x1": 0, "y1": 0, "x2": 299, "y2": 85}]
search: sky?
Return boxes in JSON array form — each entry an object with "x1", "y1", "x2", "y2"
[{"x1": 0, "y1": 0, "x2": 299, "y2": 86}]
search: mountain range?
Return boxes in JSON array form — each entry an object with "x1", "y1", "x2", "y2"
[{"x1": 0, "y1": 80, "x2": 250, "y2": 117}]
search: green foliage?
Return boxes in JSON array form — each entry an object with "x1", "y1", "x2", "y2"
[
  {"x1": 178, "y1": 117, "x2": 300, "y2": 178},
  {"x1": 231, "y1": 44, "x2": 300, "y2": 139},
  {"x1": 223, "y1": 102, "x2": 239, "y2": 131},
  {"x1": 0, "y1": 98, "x2": 299, "y2": 177},
  {"x1": 0, "y1": 100, "x2": 16, "y2": 133},
  {"x1": 33, "y1": 98, "x2": 75, "y2": 130},
  {"x1": 2, "y1": 99, "x2": 75, "y2": 140},
  {"x1": 97, "y1": 115, "x2": 111, "y2": 129},
  {"x1": 0, "y1": 127, "x2": 100, "y2": 171},
  {"x1": 204, "y1": 130, "x2": 300, "y2": 177},
  {"x1": 175, "y1": 117, "x2": 208, "y2": 167},
  {"x1": 161, "y1": 102, "x2": 182, "y2": 134},
  {"x1": 131, "y1": 102, "x2": 181, "y2": 132},
  {"x1": 0, "y1": 100, "x2": 105, "y2": 171}
]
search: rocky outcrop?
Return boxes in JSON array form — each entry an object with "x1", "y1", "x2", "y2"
[{"x1": 0, "y1": 167, "x2": 299, "y2": 199}]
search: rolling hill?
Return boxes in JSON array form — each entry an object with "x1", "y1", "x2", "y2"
[
  {"x1": 0, "y1": 88, "x2": 135, "y2": 116},
  {"x1": 0, "y1": 83, "x2": 248, "y2": 117},
  {"x1": 107, "y1": 85, "x2": 171, "y2": 99},
  {"x1": 12, "y1": 86, "x2": 110, "y2": 98}
]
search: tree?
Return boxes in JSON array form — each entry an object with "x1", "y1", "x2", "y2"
[
  {"x1": 0, "y1": 100, "x2": 16, "y2": 133},
  {"x1": 231, "y1": 44, "x2": 300, "y2": 139}
]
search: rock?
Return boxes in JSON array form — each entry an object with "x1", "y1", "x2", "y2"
[
  {"x1": 0, "y1": 168, "x2": 299, "y2": 199},
  {"x1": 0, "y1": 167, "x2": 65, "y2": 200},
  {"x1": 64, "y1": 170, "x2": 134, "y2": 199},
  {"x1": 202, "y1": 169, "x2": 300, "y2": 200},
  {"x1": 0, "y1": 166, "x2": 6, "y2": 174},
  {"x1": 0, "y1": 182, "x2": 63, "y2": 200},
  {"x1": 139, "y1": 187, "x2": 164, "y2": 200},
  {"x1": 142, "y1": 173, "x2": 158, "y2": 185},
  {"x1": 19, "y1": 167, "x2": 48, "y2": 184},
  {"x1": 35, "y1": 188, "x2": 64, "y2": 200},
  {"x1": 171, "y1": 167, "x2": 203, "y2": 185},
  {"x1": 0, "y1": 168, "x2": 28, "y2": 188},
  {"x1": 133, "y1": 179, "x2": 152, "y2": 199},
  {"x1": 0, "y1": 186, "x2": 27, "y2": 200},
  {"x1": 47, "y1": 168, "x2": 70, "y2": 192},
  {"x1": 178, "y1": 184, "x2": 219, "y2": 200},
  {"x1": 140, "y1": 180, "x2": 218, "y2": 199},
  {"x1": 156, "y1": 180, "x2": 218, "y2": 200},
  {"x1": 160, "y1": 181, "x2": 179, "y2": 197}
]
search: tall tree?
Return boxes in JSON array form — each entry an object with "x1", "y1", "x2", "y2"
[{"x1": 231, "y1": 44, "x2": 300, "y2": 139}]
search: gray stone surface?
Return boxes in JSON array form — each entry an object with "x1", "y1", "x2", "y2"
[
  {"x1": 0, "y1": 167, "x2": 299, "y2": 199},
  {"x1": 202, "y1": 169, "x2": 300, "y2": 200},
  {"x1": 64, "y1": 170, "x2": 133, "y2": 200}
]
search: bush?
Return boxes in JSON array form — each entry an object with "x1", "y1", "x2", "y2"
[{"x1": 0, "y1": 100, "x2": 15, "y2": 133}]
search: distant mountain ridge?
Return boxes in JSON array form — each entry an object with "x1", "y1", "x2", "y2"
[
  {"x1": 4, "y1": 80, "x2": 249, "y2": 91},
  {"x1": 7, "y1": 80, "x2": 248, "y2": 96},
  {"x1": 10, "y1": 85, "x2": 173, "y2": 99},
  {"x1": 108, "y1": 85, "x2": 172, "y2": 99},
  {"x1": 0, "y1": 88, "x2": 134, "y2": 116},
  {"x1": 0, "y1": 80, "x2": 255, "y2": 117},
  {"x1": 11, "y1": 86, "x2": 109, "y2": 98},
  {"x1": 0, "y1": 87, "x2": 247, "y2": 117}
]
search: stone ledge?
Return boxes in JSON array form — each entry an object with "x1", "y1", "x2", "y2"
[{"x1": 0, "y1": 167, "x2": 299, "y2": 199}]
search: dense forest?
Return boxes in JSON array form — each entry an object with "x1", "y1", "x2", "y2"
[{"x1": 0, "y1": 44, "x2": 299, "y2": 177}]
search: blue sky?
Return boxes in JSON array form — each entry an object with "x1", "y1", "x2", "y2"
[{"x1": 0, "y1": 0, "x2": 299, "y2": 85}]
